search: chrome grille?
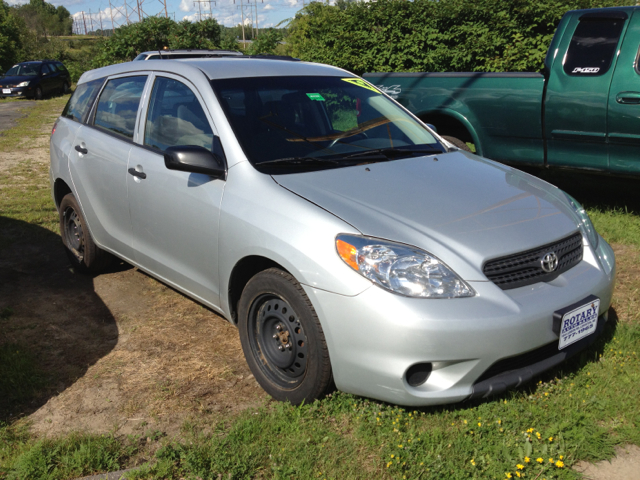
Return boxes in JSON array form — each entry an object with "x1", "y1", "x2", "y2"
[{"x1": 483, "y1": 232, "x2": 583, "y2": 290}]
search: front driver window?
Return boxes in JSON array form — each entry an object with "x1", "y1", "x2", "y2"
[{"x1": 144, "y1": 76, "x2": 213, "y2": 151}]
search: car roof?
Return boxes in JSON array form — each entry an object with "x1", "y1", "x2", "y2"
[{"x1": 78, "y1": 57, "x2": 355, "y2": 84}]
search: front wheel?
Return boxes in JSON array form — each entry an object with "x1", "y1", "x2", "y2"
[
  {"x1": 238, "y1": 268, "x2": 333, "y2": 405},
  {"x1": 59, "y1": 193, "x2": 114, "y2": 273}
]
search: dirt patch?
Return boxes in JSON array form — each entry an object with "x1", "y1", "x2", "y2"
[
  {"x1": 0, "y1": 101, "x2": 37, "y2": 133},
  {"x1": 4, "y1": 243, "x2": 267, "y2": 438},
  {"x1": 574, "y1": 444, "x2": 640, "y2": 480}
]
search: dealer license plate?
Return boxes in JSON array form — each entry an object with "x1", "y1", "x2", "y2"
[
  {"x1": 2, "y1": 89, "x2": 11, "y2": 94},
  {"x1": 558, "y1": 298, "x2": 600, "y2": 350}
]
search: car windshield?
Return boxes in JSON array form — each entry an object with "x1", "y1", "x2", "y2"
[
  {"x1": 6, "y1": 64, "x2": 40, "y2": 76},
  {"x1": 211, "y1": 76, "x2": 444, "y2": 171}
]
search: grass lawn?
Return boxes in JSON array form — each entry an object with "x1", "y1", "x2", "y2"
[{"x1": 0, "y1": 97, "x2": 638, "y2": 480}]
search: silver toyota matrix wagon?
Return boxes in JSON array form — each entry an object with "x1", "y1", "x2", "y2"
[{"x1": 49, "y1": 57, "x2": 616, "y2": 406}]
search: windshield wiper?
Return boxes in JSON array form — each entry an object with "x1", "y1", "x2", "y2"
[
  {"x1": 259, "y1": 157, "x2": 341, "y2": 167},
  {"x1": 342, "y1": 146, "x2": 442, "y2": 160}
]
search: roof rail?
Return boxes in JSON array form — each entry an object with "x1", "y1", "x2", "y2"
[{"x1": 242, "y1": 55, "x2": 301, "y2": 61}]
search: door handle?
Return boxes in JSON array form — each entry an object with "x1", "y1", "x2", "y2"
[
  {"x1": 616, "y1": 92, "x2": 640, "y2": 104},
  {"x1": 74, "y1": 145, "x2": 88, "y2": 154},
  {"x1": 128, "y1": 168, "x2": 147, "y2": 180}
]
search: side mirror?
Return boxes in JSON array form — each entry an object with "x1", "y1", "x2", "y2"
[{"x1": 164, "y1": 145, "x2": 225, "y2": 178}]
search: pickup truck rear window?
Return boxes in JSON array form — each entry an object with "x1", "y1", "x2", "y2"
[{"x1": 564, "y1": 17, "x2": 625, "y2": 76}]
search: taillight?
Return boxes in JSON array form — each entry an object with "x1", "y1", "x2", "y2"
[{"x1": 51, "y1": 120, "x2": 58, "y2": 136}]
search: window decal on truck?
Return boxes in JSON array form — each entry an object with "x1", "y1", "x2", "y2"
[
  {"x1": 377, "y1": 84, "x2": 402, "y2": 98},
  {"x1": 572, "y1": 67, "x2": 601, "y2": 74}
]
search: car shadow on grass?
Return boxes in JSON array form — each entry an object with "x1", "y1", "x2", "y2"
[{"x1": 0, "y1": 216, "x2": 121, "y2": 423}]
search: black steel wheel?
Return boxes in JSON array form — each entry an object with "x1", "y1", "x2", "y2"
[
  {"x1": 59, "y1": 193, "x2": 113, "y2": 273},
  {"x1": 238, "y1": 268, "x2": 333, "y2": 404}
]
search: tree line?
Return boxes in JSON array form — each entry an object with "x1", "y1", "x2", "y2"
[{"x1": 2, "y1": 0, "x2": 631, "y2": 82}]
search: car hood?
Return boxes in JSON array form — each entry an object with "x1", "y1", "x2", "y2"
[
  {"x1": 272, "y1": 151, "x2": 581, "y2": 281},
  {"x1": 0, "y1": 75, "x2": 37, "y2": 86}
]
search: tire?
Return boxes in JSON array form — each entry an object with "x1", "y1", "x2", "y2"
[
  {"x1": 442, "y1": 135, "x2": 472, "y2": 152},
  {"x1": 59, "y1": 193, "x2": 114, "y2": 273},
  {"x1": 34, "y1": 87, "x2": 43, "y2": 100},
  {"x1": 238, "y1": 268, "x2": 333, "y2": 405},
  {"x1": 61, "y1": 81, "x2": 70, "y2": 95}
]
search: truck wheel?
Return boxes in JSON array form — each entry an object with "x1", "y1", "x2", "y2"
[
  {"x1": 59, "y1": 193, "x2": 114, "y2": 273},
  {"x1": 238, "y1": 268, "x2": 333, "y2": 405},
  {"x1": 442, "y1": 135, "x2": 471, "y2": 152}
]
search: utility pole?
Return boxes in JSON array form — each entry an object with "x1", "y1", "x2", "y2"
[
  {"x1": 235, "y1": 0, "x2": 246, "y2": 48},
  {"x1": 99, "y1": 9, "x2": 104, "y2": 36},
  {"x1": 82, "y1": 11, "x2": 88, "y2": 35},
  {"x1": 194, "y1": 0, "x2": 215, "y2": 20}
]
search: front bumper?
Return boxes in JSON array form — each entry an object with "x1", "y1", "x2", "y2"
[
  {"x1": 304, "y1": 238, "x2": 616, "y2": 406},
  {"x1": 0, "y1": 87, "x2": 33, "y2": 97}
]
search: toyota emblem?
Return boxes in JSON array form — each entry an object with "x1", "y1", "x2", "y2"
[{"x1": 541, "y1": 252, "x2": 559, "y2": 273}]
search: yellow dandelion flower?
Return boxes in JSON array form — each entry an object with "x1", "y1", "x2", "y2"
[
  {"x1": 391, "y1": 454, "x2": 395, "y2": 458},
  {"x1": 559, "y1": 455, "x2": 564, "y2": 460},
  {"x1": 544, "y1": 392, "x2": 549, "y2": 396},
  {"x1": 470, "y1": 459, "x2": 476, "y2": 466},
  {"x1": 505, "y1": 473, "x2": 512, "y2": 479},
  {"x1": 536, "y1": 458, "x2": 543, "y2": 463},
  {"x1": 549, "y1": 458, "x2": 554, "y2": 463},
  {"x1": 498, "y1": 419, "x2": 502, "y2": 424},
  {"x1": 504, "y1": 400, "x2": 508, "y2": 404},
  {"x1": 516, "y1": 464, "x2": 524, "y2": 470},
  {"x1": 464, "y1": 420, "x2": 468, "y2": 424},
  {"x1": 398, "y1": 445, "x2": 403, "y2": 448},
  {"x1": 527, "y1": 428, "x2": 534, "y2": 433},
  {"x1": 478, "y1": 422, "x2": 482, "y2": 427},
  {"x1": 525, "y1": 457, "x2": 530, "y2": 463},
  {"x1": 386, "y1": 462, "x2": 392, "y2": 468},
  {"x1": 420, "y1": 462, "x2": 424, "y2": 466},
  {"x1": 500, "y1": 428, "x2": 504, "y2": 432},
  {"x1": 549, "y1": 437, "x2": 553, "y2": 442},
  {"x1": 516, "y1": 472, "x2": 521, "y2": 478},
  {"x1": 556, "y1": 460, "x2": 564, "y2": 468}
]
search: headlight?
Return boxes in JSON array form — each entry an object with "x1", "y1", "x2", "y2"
[
  {"x1": 564, "y1": 192, "x2": 598, "y2": 248},
  {"x1": 336, "y1": 234, "x2": 475, "y2": 298},
  {"x1": 17, "y1": 81, "x2": 30, "y2": 87}
]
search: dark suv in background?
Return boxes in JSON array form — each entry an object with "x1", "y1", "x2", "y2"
[{"x1": 0, "y1": 60, "x2": 71, "y2": 100}]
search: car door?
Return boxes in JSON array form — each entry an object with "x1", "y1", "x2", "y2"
[
  {"x1": 607, "y1": 9, "x2": 640, "y2": 175},
  {"x1": 127, "y1": 73, "x2": 225, "y2": 307},
  {"x1": 544, "y1": 11, "x2": 628, "y2": 171},
  {"x1": 68, "y1": 74, "x2": 149, "y2": 261},
  {"x1": 40, "y1": 63, "x2": 56, "y2": 95}
]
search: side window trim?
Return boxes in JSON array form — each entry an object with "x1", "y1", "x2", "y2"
[{"x1": 87, "y1": 72, "x2": 151, "y2": 143}]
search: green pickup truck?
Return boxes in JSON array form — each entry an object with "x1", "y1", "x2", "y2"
[{"x1": 364, "y1": 7, "x2": 640, "y2": 176}]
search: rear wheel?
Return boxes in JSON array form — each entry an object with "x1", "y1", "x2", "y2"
[
  {"x1": 238, "y1": 268, "x2": 333, "y2": 405},
  {"x1": 59, "y1": 193, "x2": 114, "y2": 273},
  {"x1": 442, "y1": 135, "x2": 471, "y2": 152},
  {"x1": 61, "y1": 81, "x2": 70, "y2": 94},
  {"x1": 34, "y1": 87, "x2": 43, "y2": 100}
]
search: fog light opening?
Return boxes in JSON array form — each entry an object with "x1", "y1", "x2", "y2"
[{"x1": 406, "y1": 362, "x2": 433, "y2": 387}]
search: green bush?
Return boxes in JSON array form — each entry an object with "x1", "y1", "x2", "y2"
[{"x1": 286, "y1": 0, "x2": 629, "y2": 75}]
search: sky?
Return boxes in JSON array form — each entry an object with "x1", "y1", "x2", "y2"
[{"x1": 6, "y1": 0, "x2": 324, "y2": 32}]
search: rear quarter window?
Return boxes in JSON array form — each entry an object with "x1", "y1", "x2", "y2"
[
  {"x1": 61, "y1": 78, "x2": 106, "y2": 123},
  {"x1": 563, "y1": 16, "x2": 626, "y2": 76}
]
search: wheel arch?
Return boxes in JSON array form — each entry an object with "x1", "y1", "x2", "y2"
[
  {"x1": 418, "y1": 110, "x2": 482, "y2": 155},
  {"x1": 54, "y1": 178, "x2": 73, "y2": 210},
  {"x1": 227, "y1": 255, "x2": 293, "y2": 325}
]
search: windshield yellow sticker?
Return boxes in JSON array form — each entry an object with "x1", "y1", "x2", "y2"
[{"x1": 341, "y1": 78, "x2": 380, "y2": 93}]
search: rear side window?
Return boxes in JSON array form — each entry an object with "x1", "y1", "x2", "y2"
[
  {"x1": 94, "y1": 76, "x2": 147, "y2": 139},
  {"x1": 144, "y1": 76, "x2": 213, "y2": 151},
  {"x1": 564, "y1": 17, "x2": 625, "y2": 76},
  {"x1": 61, "y1": 78, "x2": 106, "y2": 123}
]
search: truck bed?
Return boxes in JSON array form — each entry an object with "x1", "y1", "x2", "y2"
[{"x1": 363, "y1": 72, "x2": 546, "y2": 166}]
